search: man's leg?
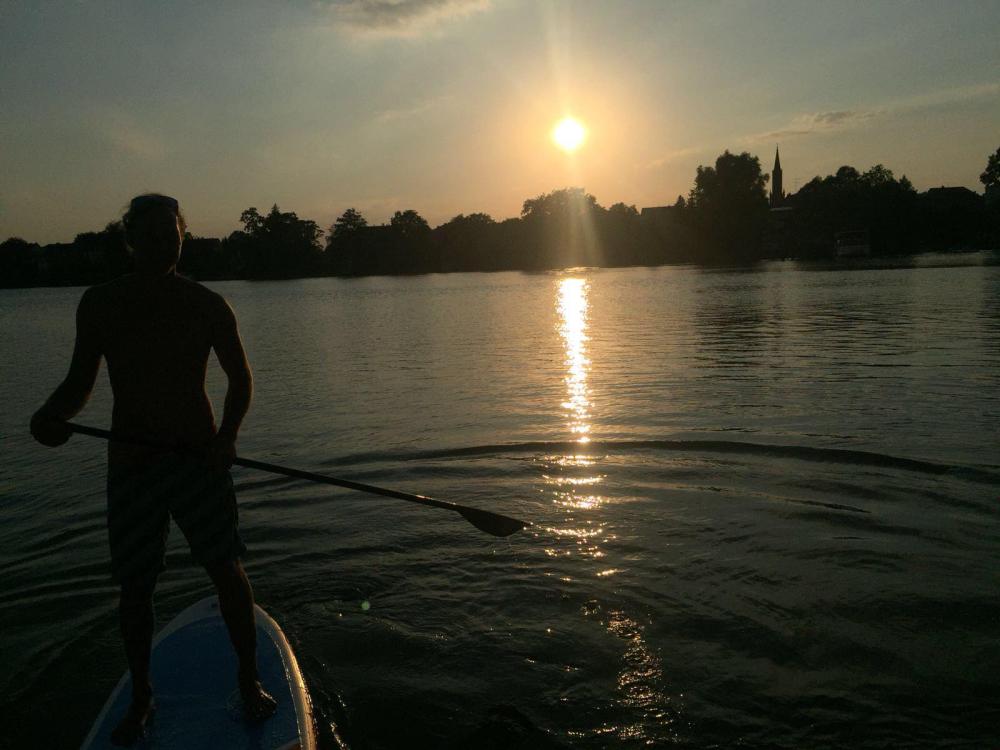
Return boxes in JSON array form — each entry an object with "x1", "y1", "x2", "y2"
[
  {"x1": 111, "y1": 582, "x2": 156, "y2": 746},
  {"x1": 206, "y1": 559, "x2": 277, "y2": 720}
]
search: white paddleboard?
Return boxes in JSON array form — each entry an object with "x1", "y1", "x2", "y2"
[{"x1": 81, "y1": 596, "x2": 317, "y2": 749}]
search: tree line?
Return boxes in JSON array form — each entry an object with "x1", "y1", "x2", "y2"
[{"x1": 3, "y1": 147, "x2": 999, "y2": 287}]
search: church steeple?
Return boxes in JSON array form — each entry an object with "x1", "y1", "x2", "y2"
[{"x1": 770, "y1": 146, "x2": 784, "y2": 207}]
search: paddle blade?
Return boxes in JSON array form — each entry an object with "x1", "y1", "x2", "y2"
[{"x1": 457, "y1": 506, "x2": 530, "y2": 538}]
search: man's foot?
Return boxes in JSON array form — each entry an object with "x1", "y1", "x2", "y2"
[
  {"x1": 110, "y1": 692, "x2": 155, "y2": 747},
  {"x1": 240, "y1": 677, "x2": 277, "y2": 722}
]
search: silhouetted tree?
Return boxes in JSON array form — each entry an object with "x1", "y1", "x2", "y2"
[
  {"x1": 388, "y1": 209, "x2": 432, "y2": 272},
  {"x1": 981, "y1": 147, "x2": 1000, "y2": 243},
  {"x1": 6, "y1": 149, "x2": 998, "y2": 288},
  {"x1": 687, "y1": 150, "x2": 769, "y2": 260},
  {"x1": 0, "y1": 237, "x2": 40, "y2": 287},
  {"x1": 980, "y1": 147, "x2": 1000, "y2": 195},
  {"x1": 390, "y1": 209, "x2": 430, "y2": 235},
  {"x1": 917, "y1": 187, "x2": 985, "y2": 250},
  {"x1": 599, "y1": 203, "x2": 644, "y2": 265},
  {"x1": 791, "y1": 164, "x2": 918, "y2": 254},
  {"x1": 520, "y1": 187, "x2": 605, "y2": 267},
  {"x1": 521, "y1": 187, "x2": 601, "y2": 222},
  {"x1": 328, "y1": 208, "x2": 368, "y2": 243},
  {"x1": 238, "y1": 204, "x2": 323, "y2": 279},
  {"x1": 324, "y1": 208, "x2": 370, "y2": 274},
  {"x1": 239, "y1": 207, "x2": 265, "y2": 235},
  {"x1": 433, "y1": 213, "x2": 498, "y2": 271},
  {"x1": 177, "y1": 235, "x2": 228, "y2": 280}
]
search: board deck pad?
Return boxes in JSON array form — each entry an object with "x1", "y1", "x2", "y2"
[{"x1": 81, "y1": 597, "x2": 314, "y2": 750}]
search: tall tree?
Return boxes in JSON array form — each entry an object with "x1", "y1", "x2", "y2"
[
  {"x1": 520, "y1": 187, "x2": 600, "y2": 221},
  {"x1": 434, "y1": 213, "x2": 498, "y2": 271},
  {"x1": 238, "y1": 204, "x2": 322, "y2": 278},
  {"x1": 325, "y1": 208, "x2": 371, "y2": 275},
  {"x1": 519, "y1": 187, "x2": 605, "y2": 268},
  {"x1": 687, "y1": 150, "x2": 769, "y2": 259},
  {"x1": 982, "y1": 147, "x2": 1000, "y2": 243},
  {"x1": 328, "y1": 208, "x2": 368, "y2": 244},
  {"x1": 389, "y1": 209, "x2": 430, "y2": 235},
  {"x1": 384, "y1": 209, "x2": 432, "y2": 273},
  {"x1": 980, "y1": 147, "x2": 1000, "y2": 194}
]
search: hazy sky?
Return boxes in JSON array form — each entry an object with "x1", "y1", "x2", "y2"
[{"x1": 2, "y1": 0, "x2": 999, "y2": 243}]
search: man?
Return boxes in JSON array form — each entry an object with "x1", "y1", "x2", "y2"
[{"x1": 30, "y1": 194, "x2": 276, "y2": 746}]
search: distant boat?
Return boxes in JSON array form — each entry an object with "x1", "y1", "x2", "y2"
[{"x1": 834, "y1": 229, "x2": 870, "y2": 257}]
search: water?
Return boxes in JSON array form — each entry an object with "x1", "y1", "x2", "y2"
[{"x1": 2, "y1": 253, "x2": 999, "y2": 748}]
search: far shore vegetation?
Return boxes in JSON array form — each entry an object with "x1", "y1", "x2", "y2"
[{"x1": 3, "y1": 147, "x2": 1000, "y2": 288}]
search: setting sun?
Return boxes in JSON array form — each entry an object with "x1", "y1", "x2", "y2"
[{"x1": 552, "y1": 117, "x2": 586, "y2": 152}]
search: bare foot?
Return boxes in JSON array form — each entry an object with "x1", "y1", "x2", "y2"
[
  {"x1": 240, "y1": 677, "x2": 277, "y2": 722},
  {"x1": 110, "y1": 691, "x2": 155, "y2": 746}
]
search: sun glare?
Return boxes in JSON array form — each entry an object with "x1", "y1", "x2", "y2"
[{"x1": 552, "y1": 117, "x2": 586, "y2": 152}]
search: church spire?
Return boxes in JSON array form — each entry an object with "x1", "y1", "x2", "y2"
[{"x1": 770, "y1": 145, "x2": 784, "y2": 207}]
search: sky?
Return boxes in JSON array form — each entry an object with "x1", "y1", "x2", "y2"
[{"x1": 2, "y1": 0, "x2": 999, "y2": 244}]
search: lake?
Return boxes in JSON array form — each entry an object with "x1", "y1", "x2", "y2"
[{"x1": 2, "y1": 253, "x2": 999, "y2": 748}]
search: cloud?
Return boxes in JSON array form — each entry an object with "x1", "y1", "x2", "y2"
[
  {"x1": 644, "y1": 145, "x2": 711, "y2": 170},
  {"x1": 88, "y1": 111, "x2": 167, "y2": 161},
  {"x1": 374, "y1": 94, "x2": 452, "y2": 123},
  {"x1": 890, "y1": 81, "x2": 1000, "y2": 112},
  {"x1": 748, "y1": 81, "x2": 999, "y2": 142},
  {"x1": 328, "y1": 0, "x2": 492, "y2": 38},
  {"x1": 753, "y1": 109, "x2": 878, "y2": 141}
]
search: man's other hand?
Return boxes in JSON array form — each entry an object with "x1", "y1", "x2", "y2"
[
  {"x1": 204, "y1": 433, "x2": 237, "y2": 470},
  {"x1": 30, "y1": 410, "x2": 72, "y2": 447}
]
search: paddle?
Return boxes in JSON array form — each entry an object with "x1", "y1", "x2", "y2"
[{"x1": 65, "y1": 422, "x2": 530, "y2": 538}]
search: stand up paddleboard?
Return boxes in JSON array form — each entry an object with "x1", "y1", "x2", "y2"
[{"x1": 81, "y1": 596, "x2": 317, "y2": 749}]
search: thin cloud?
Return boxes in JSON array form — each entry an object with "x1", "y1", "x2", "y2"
[
  {"x1": 374, "y1": 94, "x2": 452, "y2": 123},
  {"x1": 891, "y1": 81, "x2": 999, "y2": 111},
  {"x1": 748, "y1": 81, "x2": 999, "y2": 142},
  {"x1": 328, "y1": 0, "x2": 492, "y2": 38},
  {"x1": 645, "y1": 145, "x2": 711, "y2": 170},
  {"x1": 88, "y1": 111, "x2": 167, "y2": 161},
  {"x1": 753, "y1": 109, "x2": 878, "y2": 141}
]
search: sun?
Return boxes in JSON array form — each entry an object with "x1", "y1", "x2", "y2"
[{"x1": 552, "y1": 117, "x2": 586, "y2": 152}]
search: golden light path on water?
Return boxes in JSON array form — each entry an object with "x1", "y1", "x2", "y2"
[
  {"x1": 546, "y1": 276, "x2": 675, "y2": 743},
  {"x1": 557, "y1": 277, "x2": 592, "y2": 444},
  {"x1": 544, "y1": 278, "x2": 605, "y2": 556},
  {"x1": 549, "y1": 277, "x2": 606, "y2": 546}
]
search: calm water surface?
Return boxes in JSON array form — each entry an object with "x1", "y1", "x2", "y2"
[{"x1": 2, "y1": 254, "x2": 999, "y2": 748}]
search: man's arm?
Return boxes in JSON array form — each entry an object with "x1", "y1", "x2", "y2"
[
  {"x1": 30, "y1": 289, "x2": 103, "y2": 446},
  {"x1": 208, "y1": 296, "x2": 253, "y2": 465}
]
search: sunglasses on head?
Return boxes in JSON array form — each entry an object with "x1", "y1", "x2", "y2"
[{"x1": 129, "y1": 194, "x2": 179, "y2": 214}]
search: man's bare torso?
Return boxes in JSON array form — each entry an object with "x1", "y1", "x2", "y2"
[{"x1": 86, "y1": 274, "x2": 230, "y2": 468}]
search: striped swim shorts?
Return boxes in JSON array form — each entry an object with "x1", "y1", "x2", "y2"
[{"x1": 106, "y1": 453, "x2": 247, "y2": 586}]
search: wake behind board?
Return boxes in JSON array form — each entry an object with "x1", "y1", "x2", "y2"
[{"x1": 81, "y1": 596, "x2": 317, "y2": 750}]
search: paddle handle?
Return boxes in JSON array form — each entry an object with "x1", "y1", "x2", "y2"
[
  {"x1": 232, "y1": 456, "x2": 461, "y2": 512},
  {"x1": 64, "y1": 422, "x2": 461, "y2": 511}
]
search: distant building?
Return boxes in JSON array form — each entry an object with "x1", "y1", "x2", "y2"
[
  {"x1": 770, "y1": 146, "x2": 784, "y2": 208},
  {"x1": 640, "y1": 204, "x2": 685, "y2": 240},
  {"x1": 923, "y1": 186, "x2": 981, "y2": 203}
]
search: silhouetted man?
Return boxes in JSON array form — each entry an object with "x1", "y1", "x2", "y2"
[{"x1": 30, "y1": 194, "x2": 276, "y2": 746}]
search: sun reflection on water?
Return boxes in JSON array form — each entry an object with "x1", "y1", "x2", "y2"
[
  {"x1": 542, "y1": 277, "x2": 676, "y2": 741},
  {"x1": 557, "y1": 277, "x2": 592, "y2": 444},
  {"x1": 546, "y1": 279, "x2": 606, "y2": 556}
]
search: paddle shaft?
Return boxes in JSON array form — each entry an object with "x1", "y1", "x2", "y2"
[{"x1": 64, "y1": 422, "x2": 528, "y2": 536}]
